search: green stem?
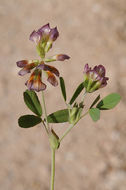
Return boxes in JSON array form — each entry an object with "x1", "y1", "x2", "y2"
[
  {"x1": 59, "y1": 110, "x2": 89, "y2": 142},
  {"x1": 59, "y1": 123, "x2": 75, "y2": 142},
  {"x1": 50, "y1": 148, "x2": 55, "y2": 190},
  {"x1": 41, "y1": 90, "x2": 50, "y2": 132},
  {"x1": 80, "y1": 110, "x2": 89, "y2": 119}
]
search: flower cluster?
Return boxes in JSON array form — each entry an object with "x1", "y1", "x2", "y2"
[
  {"x1": 83, "y1": 64, "x2": 109, "y2": 93},
  {"x1": 16, "y1": 24, "x2": 70, "y2": 92},
  {"x1": 29, "y1": 23, "x2": 59, "y2": 57}
]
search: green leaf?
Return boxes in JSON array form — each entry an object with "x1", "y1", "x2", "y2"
[
  {"x1": 60, "y1": 77, "x2": 67, "y2": 101},
  {"x1": 47, "y1": 109, "x2": 69, "y2": 123},
  {"x1": 90, "y1": 94, "x2": 100, "y2": 108},
  {"x1": 24, "y1": 90, "x2": 42, "y2": 116},
  {"x1": 89, "y1": 108, "x2": 100, "y2": 122},
  {"x1": 69, "y1": 82, "x2": 85, "y2": 105},
  {"x1": 96, "y1": 93, "x2": 121, "y2": 110},
  {"x1": 18, "y1": 115, "x2": 42, "y2": 128}
]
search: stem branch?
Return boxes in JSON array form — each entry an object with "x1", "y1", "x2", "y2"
[
  {"x1": 59, "y1": 123, "x2": 75, "y2": 142},
  {"x1": 59, "y1": 110, "x2": 89, "y2": 142}
]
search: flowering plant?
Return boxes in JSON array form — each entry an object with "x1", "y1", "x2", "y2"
[{"x1": 17, "y1": 23, "x2": 121, "y2": 190}]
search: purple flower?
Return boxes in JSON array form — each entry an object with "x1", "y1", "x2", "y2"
[
  {"x1": 37, "y1": 62, "x2": 59, "y2": 86},
  {"x1": 83, "y1": 64, "x2": 109, "y2": 93},
  {"x1": 17, "y1": 60, "x2": 61, "y2": 92},
  {"x1": 37, "y1": 63, "x2": 59, "y2": 77},
  {"x1": 37, "y1": 23, "x2": 51, "y2": 35},
  {"x1": 44, "y1": 54, "x2": 70, "y2": 62},
  {"x1": 16, "y1": 60, "x2": 38, "y2": 76},
  {"x1": 49, "y1": 27, "x2": 59, "y2": 42},
  {"x1": 29, "y1": 23, "x2": 51, "y2": 44},
  {"x1": 53, "y1": 54, "x2": 70, "y2": 61},
  {"x1": 29, "y1": 31, "x2": 41, "y2": 45},
  {"x1": 25, "y1": 69, "x2": 46, "y2": 92},
  {"x1": 29, "y1": 24, "x2": 59, "y2": 56}
]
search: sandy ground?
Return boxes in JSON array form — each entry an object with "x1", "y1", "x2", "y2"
[{"x1": 0, "y1": 0, "x2": 126, "y2": 190}]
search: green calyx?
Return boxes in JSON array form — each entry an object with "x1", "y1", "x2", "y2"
[
  {"x1": 84, "y1": 78, "x2": 101, "y2": 93},
  {"x1": 36, "y1": 38, "x2": 52, "y2": 59},
  {"x1": 44, "y1": 41, "x2": 52, "y2": 53},
  {"x1": 36, "y1": 45, "x2": 45, "y2": 59}
]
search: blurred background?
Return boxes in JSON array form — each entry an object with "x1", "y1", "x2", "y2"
[{"x1": 0, "y1": 0, "x2": 126, "y2": 190}]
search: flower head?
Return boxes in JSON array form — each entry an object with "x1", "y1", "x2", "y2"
[
  {"x1": 16, "y1": 56, "x2": 69, "y2": 92},
  {"x1": 29, "y1": 23, "x2": 59, "y2": 57},
  {"x1": 16, "y1": 24, "x2": 70, "y2": 92},
  {"x1": 17, "y1": 56, "x2": 69, "y2": 92},
  {"x1": 16, "y1": 60, "x2": 61, "y2": 92},
  {"x1": 83, "y1": 64, "x2": 109, "y2": 93}
]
